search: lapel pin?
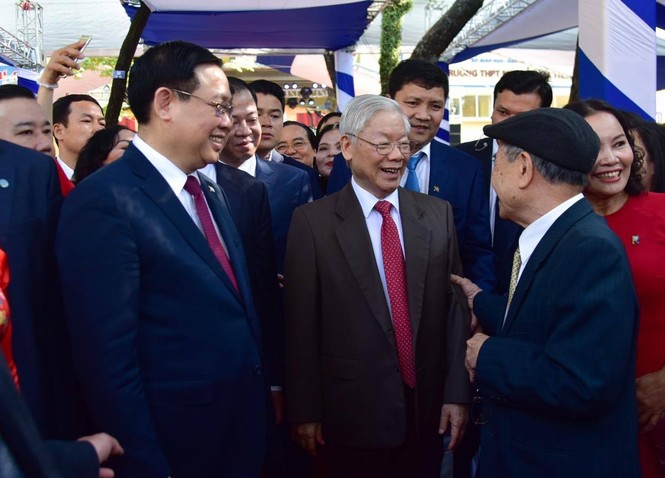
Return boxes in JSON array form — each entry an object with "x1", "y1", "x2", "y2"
[
  {"x1": 631, "y1": 235, "x2": 640, "y2": 245},
  {"x1": 208, "y1": 185, "x2": 215, "y2": 193},
  {"x1": 0, "y1": 179, "x2": 8, "y2": 189},
  {"x1": 433, "y1": 185, "x2": 440, "y2": 192}
]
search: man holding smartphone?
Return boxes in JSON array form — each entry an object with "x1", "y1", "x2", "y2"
[{"x1": 37, "y1": 37, "x2": 106, "y2": 196}]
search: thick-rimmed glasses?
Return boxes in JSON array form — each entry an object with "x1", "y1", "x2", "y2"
[
  {"x1": 173, "y1": 89, "x2": 233, "y2": 119},
  {"x1": 347, "y1": 133, "x2": 411, "y2": 157}
]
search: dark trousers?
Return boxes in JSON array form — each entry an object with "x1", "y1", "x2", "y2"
[
  {"x1": 316, "y1": 386, "x2": 443, "y2": 478},
  {"x1": 452, "y1": 420, "x2": 480, "y2": 478}
]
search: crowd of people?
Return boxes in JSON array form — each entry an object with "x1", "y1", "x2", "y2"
[{"x1": 0, "y1": 37, "x2": 664, "y2": 478}]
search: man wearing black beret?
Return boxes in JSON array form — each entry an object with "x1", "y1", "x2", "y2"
[{"x1": 452, "y1": 108, "x2": 640, "y2": 477}]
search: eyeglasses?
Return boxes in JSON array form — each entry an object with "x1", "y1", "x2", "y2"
[
  {"x1": 347, "y1": 134, "x2": 411, "y2": 157},
  {"x1": 173, "y1": 89, "x2": 233, "y2": 119},
  {"x1": 276, "y1": 140, "x2": 309, "y2": 153}
]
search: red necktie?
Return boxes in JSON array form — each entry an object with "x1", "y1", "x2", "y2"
[
  {"x1": 374, "y1": 200, "x2": 416, "y2": 388},
  {"x1": 184, "y1": 176, "x2": 239, "y2": 293}
]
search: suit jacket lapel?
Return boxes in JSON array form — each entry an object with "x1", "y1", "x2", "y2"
[
  {"x1": 398, "y1": 189, "x2": 430, "y2": 342},
  {"x1": 199, "y1": 173, "x2": 249, "y2": 303},
  {"x1": 479, "y1": 140, "x2": 493, "y2": 191},
  {"x1": 127, "y1": 146, "x2": 241, "y2": 300},
  {"x1": 255, "y1": 157, "x2": 275, "y2": 186},
  {"x1": 334, "y1": 185, "x2": 394, "y2": 339},
  {"x1": 502, "y1": 199, "x2": 593, "y2": 333}
]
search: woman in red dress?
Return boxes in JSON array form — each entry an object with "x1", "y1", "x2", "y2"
[{"x1": 566, "y1": 100, "x2": 665, "y2": 477}]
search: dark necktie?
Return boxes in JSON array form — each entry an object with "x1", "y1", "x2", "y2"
[
  {"x1": 184, "y1": 176, "x2": 239, "y2": 293},
  {"x1": 374, "y1": 200, "x2": 416, "y2": 388}
]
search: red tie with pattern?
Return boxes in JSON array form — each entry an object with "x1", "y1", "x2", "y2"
[
  {"x1": 374, "y1": 200, "x2": 416, "y2": 388},
  {"x1": 184, "y1": 176, "x2": 239, "y2": 293}
]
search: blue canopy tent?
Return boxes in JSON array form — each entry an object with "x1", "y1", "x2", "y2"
[
  {"x1": 121, "y1": 0, "x2": 376, "y2": 109},
  {"x1": 122, "y1": 0, "x2": 378, "y2": 51}
]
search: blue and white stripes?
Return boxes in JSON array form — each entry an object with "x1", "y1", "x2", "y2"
[
  {"x1": 434, "y1": 61, "x2": 450, "y2": 145},
  {"x1": 334, "y1": 49, "x2": 356, "y2": 112},
  {"x1": 578, "y1": 0, "x2": 656, "y2": 119}
]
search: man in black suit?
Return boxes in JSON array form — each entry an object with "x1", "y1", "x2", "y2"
[
  {"x1": 220, "y1": 77, "x2": 311, "y2": 273},
  {"x1": 250, "y1": 79, "x2": 323, "y2": 199},
  {"x1": 456, "y1": 70, "x2": 551, "y2": 296}
]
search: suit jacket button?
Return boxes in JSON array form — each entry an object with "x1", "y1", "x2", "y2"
[{"x1": 253, "y1": 365, "x2": 262, "y2": 375}]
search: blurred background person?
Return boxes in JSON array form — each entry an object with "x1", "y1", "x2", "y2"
[
  {"x1": 73, "y1": 125, "x2": 135, "y2": 184},
  {"x1": 315, "y1": 111, "x2": 341, "y2": 137},
  {"x1": 566, "y1": 99, "x2": 665, "y2": 478},
  {"x1": 631, "y1": 121, "x2": 665, "y2": 193},
  {"x1": 52, "y1": 94, "x2": 105, "y2": 195},
  {"x1": 250, "y1": 80, "x2": 323, "y2": 200},
  {"x1": 0, "y1": 85, "x2": 54, "y2": 157},
  {"x1": 314, "y1": 123, "x2": 340, "y2": 193},
  {"x1": 277, "y1": 121, "x2": 316, "y2": 167}
]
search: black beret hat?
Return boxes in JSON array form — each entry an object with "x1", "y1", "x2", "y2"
[{"x1": 483, "y1": 107, "x2": 600, "y2": 174}]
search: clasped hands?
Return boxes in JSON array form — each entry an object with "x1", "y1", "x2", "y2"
[{"x1": 451, "y1": 274, "x2": 489, "y2": 383}]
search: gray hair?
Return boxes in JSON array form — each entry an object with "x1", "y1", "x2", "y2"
[
  {"x1": 339, "y1": 95, "x2": 410, "y2": 141},
  {"x1": 503, "y1": 144, "x2": 587, "y2": 187}
]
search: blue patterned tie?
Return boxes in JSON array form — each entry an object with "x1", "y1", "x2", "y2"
[{"x1": 404, "y1": 152, "x2": 424, "y2": 192}]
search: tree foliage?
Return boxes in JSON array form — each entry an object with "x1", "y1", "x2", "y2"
[
  {"x1": 380, "y1": 0, "x2": 413, "y2": 95},
  {"x1": 79, "y1": 57, "x2": 117, "y2": 77}
]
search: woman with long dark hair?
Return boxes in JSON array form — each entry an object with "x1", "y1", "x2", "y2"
[{"x1": 73, "y1": 124, "x2": 134, "y2": 184}]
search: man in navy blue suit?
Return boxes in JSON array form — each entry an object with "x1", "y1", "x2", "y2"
[
  {"x1": 250, "y1": 79, "x2": 323, "y2": 200},
  {"x1": 456, "y1": 70, "x2": 551, "y2": 296},
  {"x1": 56, "y1": 41, "x2": 267, "y2": 478},
  {"x1": 327, "y1": 60, "x2": 495, "y2": 292},
  {"x1": 452, "y1": 70, "x2": 552, "y2": 478},
  {"x1": 220, "y1": 77, "x2": 311, "y2": 273},
  {"x1": 453, "y1": 108, "x2": 640, "y2": 477}
]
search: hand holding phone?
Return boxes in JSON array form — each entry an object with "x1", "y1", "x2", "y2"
[{"x1": 75, "y1": 35, "x2": 92, "y2": 63}]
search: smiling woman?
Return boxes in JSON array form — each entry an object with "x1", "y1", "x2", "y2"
[{"x1": 565, "y1": 99, "x2": 665, "y2": 478}]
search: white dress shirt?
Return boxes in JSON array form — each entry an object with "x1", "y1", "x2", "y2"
[
  {"x1": 351, "y1": 177, "x2": 405, "y2": 308},
  {"x1": 56, "y1": 156, "x2": 74, "y2": 180},
  {"x1": 502, "y1": 193, "x2": 584, "y2": 324},
  {"x1": 489, "y1": 140, "x2": 499, "y2": 243},
  {"x1": 198, "y1": 163, "x2": 218, "y2": 182},
  {"x1": 220, "y1": 154, "x2": 258, "y2": 177},
  {"x1": 133, "y1": 135, "x2": 227, "y2": 250}
]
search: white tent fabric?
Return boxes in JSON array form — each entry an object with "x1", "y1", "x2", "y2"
[{"x1": 578, "y1": 0, "x2": 655, "y2": 118}]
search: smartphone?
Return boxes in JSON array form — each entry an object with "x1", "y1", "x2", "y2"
[{"x1": 76, "y1": 35, "x2": 92, "y2": 63}]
